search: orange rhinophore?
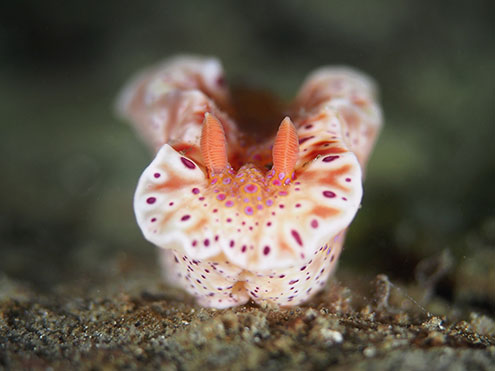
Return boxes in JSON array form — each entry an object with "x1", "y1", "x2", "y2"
[
  {"x1": 200, "y1": 113, "x2": 229, "y2": 175},
  {"x1": 272, "y1": 117, "x2": 299, "y2": 185},
  {"x1": 118, "y1": 55, "x2": 382, "y2": 308}
]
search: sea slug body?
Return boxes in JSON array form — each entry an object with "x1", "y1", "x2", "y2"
[{"x1": 117, "y1": 55, "x2": 382, "y2": 308}]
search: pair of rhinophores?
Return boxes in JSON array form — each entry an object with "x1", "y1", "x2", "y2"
[{"x1": 117, "y1": 55, "x2": 382, "y2": 308}]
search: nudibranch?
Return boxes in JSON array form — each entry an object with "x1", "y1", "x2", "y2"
[{"x1": 117, "y1": 55, "x2": 382, "y2": 308}]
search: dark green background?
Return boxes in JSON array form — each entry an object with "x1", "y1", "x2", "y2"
[{"x1": 1, "y1": 1, "x2": 493, "y2": 296}]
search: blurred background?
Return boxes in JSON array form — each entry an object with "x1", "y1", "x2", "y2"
[{"x1": 0, "y1": 1, "x2": 493, "y2": 310}]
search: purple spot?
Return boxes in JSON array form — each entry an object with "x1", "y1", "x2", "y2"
[
  {"x1": 266, "y1": 199, "x2": 273, "y2": 206},
  {"x1": 181, "y1": 215, "x2": 191, "y2": 221},
  {"x1": 279, "y1": 274, "x2": 286, "y2": 278},
  {"x1": 289, "y1": 279, "x2": 299, "y2": 285},
  {"x1": 217, "y1": 193, "x2": 226, "y2": 201},
  {"x1": 225, "y1": 200, "x2": 234, "y2": 207},
  {"x1": 192, "y1": 240, "x2": 197, "y2": 247},
  {"x1": 305, "y1": 124, "x2": 313, "y2": 129},
  {"x1": 272, "y1": 179, "x2": 281, "y2": 186},
  {"x1": 229, "y1": 240, "x2": 235, "y2": 248},
  {"x1": 204, "y1": 239, "x2": 210, "y2": 247},
  {"x1": 241, "y1": 245, "x2": 247, "y2": 253},
  {"x1": 169, "y1": 202, "x2": 174, "y2": 206},
  {"x1": 342, "y1": 197, "x2": 348, "y2": 201},
  {"x1": 291, "y1": 230, "x2": 303, "y2": 246},
  {"x1": 213, "y1": 209, "x2": 218, "y2": 213},
  {"x1": 323, "y1": 190, "x2": 336, "y2": 198},
  {"x1": 181, "y1": 157, "x2": 196, "y2": 169},
  {"x1": 257, "y1": 204, "x2": 263, "y2": 210},
  {"x1": 295, "y1": 203, "x2": 301, "y2": 208},
  {"x1": 263, "y1": 246, "x2": 270, "y2": 255},
  {"x1": 300, "y1": 266, "x2": 306, "y2": 271},
  {"x1": 323, "y1": 155, "x2": 339, "y2": 163},
  {"x1": 345, "y1": 177, "x2": 351, "y2": 182},
  {"x1": 299, "y1": 136, "x2": 314, "y2": 144},
  {"x1": 311, "y1": 219, "x2": 318, "y2": 228},
  {"x1": 226, "y1": 218, "x2": 232, "y2": 223},
  {"x1": 192, "y1": 188, "x2": 200, "y2": 194},
  {"x1": 214, "y1": 235, "x2": 219, "y2": 242},
  {"x1": 279, "y1": 191, "x2": 288, "y2": 196},
  {"x1": 216, "y1": 75, "x2": 225, "y2": 86},
  {"x1": 244, "y1": 184, "x2": 258, "y2": 193},
  {"x1": 279, "y1": 204, "x2": 285, "y2": 209},
  {"x1": 266, "y1": 222, "x2": 272, "y2": 227},
  {"x1": 151, "y1": 217, "x2": 157, "y2": 223},
  {"x1": 146, "y1": 197, "x2": 156, "y2": 204},
  {"x1": 153, "y1": 172, "x2": 161, "y2": 178},
  {"x1": 245, "y1": 206, "x2": 254, "y2": 215}
]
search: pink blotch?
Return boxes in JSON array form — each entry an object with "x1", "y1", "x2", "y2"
[{"x1": 244, "y1": 184, "x2": 258, "y2": 193}]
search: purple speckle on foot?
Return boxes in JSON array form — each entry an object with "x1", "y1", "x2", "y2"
[
  {"x1": 181, "y1": 215, "x2": 191, "y2": 221},
  {"x1": 153, "y1": 172, "x2": 161, "y2": 178},
  {"x1": 263, "y1": 246, "x2": 270, "y2": 255},
  {"x1": 291, "y1": 230, "x2": 303, "y2": 246},
  {"x1": 146, "y1": 197, "x2": 156, "y2": 204}
]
